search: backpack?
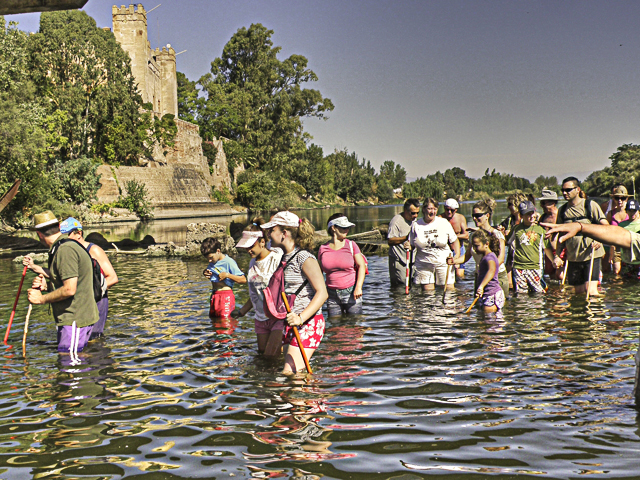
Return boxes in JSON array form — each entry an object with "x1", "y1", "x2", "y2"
[
  {"x1": 263, "y1": 249, "x2": 308, "y2": 321},
  {"x1": 558, "y1": 197, "x2": 594, "y2": 225},
  {"x1": 347, "y1": 239, "x2": 369, "y2": 275},
  {"x1": 49, "y1": 239, "x2": 107, "y2": 302}
]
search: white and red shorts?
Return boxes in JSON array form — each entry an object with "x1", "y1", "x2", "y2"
[{"x1": 284, "y1": 314, "x2": 325, "y2": 349}]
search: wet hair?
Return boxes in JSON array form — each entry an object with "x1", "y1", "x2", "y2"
[
  {"x1": 201, "y1": 237, "x2": 221, "y2": 256},
  {"x1": 327, "y1": 213, "x2": 347, "y2": 236},
  {"x1": 473, "y1": 229, "x2": 501, "y2": 257},
  {"x1": 404, "y1": 198, "x2": 421, "y2": 211},
  {"x1": 473, "y1": 198, "x2": 496, "y2": 222},
  {"x1": 507, "y1": 192, "x2": 527, "y2": 208},
  {"x1": 283, "y1": 217, "x2": 316, "y2": 251},
  {"x1": 37, "y1": 223, "x2": 60, "y2": 237},
  {"x1": 423, "y1": 197, "x2": 439, "y2": 210}
]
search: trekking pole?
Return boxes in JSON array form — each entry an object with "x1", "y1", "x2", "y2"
[
  {"x1": 405, "y1": 248, "x2": 411, "y2": 295},
  {"x1": 281, "y1": 292, "x2": 312, "y2": 374},
  {"x1": 4, "y1": 266, "x2": 28, "y2": 344},
  {"x1": 586, "y1": 245, "x2": 596, "y2": 302},
  {"x1": 465, "y1": 296, "x2": 480, "y2": 314},
  {"x1": 633, "y1": 176, "x2": 636, "y2": 199},
  {"x1": 443, "y1": 254, "x2": 453, "y2": 303}
]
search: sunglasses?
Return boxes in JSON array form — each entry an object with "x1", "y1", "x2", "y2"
[
  {"x1": 561, "y1": 187, "x2": 577, "y2": 193},
  {"x1": 613, "y1": 196, "x2": 627, "y2": 201},
  {"x1": 472, "y1": 212, "x2": 487, "y2": 218},
  {"x1": 444, "y1": 208, "x2": 456, "y2": 212}
]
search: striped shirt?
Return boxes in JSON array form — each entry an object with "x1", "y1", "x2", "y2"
[{"x1": 282, "y1": 248, "x2": 321, "y2": 316}]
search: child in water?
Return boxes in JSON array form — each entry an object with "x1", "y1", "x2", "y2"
[
  {"x1": 201, "y1": 237, "x2": 246, "y2": 318},
  {"x1": 473, "y1": 229, "x2": 504, "y2": 313}
]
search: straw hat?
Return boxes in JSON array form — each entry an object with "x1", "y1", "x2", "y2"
[
  {"x1": 31, "y1": 210, "x2": 59, "y2": 230},
  {"x1": 611, "y1": 185, "x2": 629, "y2": 197}
]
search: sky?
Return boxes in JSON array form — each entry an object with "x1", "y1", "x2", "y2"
[{"x1": 8, "y1": 0, "x2": 640, "y2": 182}]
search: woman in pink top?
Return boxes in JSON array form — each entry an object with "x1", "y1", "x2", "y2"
[
  {"x1": 318, "y1": 214, "x2": 366, "y2": 317},
  {"x1": 606, "y1": 184, "x2": 630, "y2": 275}
]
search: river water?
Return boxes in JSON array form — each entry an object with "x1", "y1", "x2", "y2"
[{"x1": 1, "y1": 203, "x2": 639, "y2": 479}]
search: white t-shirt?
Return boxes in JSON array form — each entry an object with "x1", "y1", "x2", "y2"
[
  {"x1": 247, "y1": 248, "x2": 283, "y2": 322},
  {"x1": 410, "y1": 217, "x2": 457, "y2": 268}
]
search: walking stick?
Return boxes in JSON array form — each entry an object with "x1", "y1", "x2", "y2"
[
  {"x1": 281, "y1": 292, "x2": 312, "y2": 374},
  {"x1": 22, "y1": 304, "x2": 33, "y2": 357},
  {"x1": 4, "y1": 266, "x2": 28, "y2": 344},
  {"x1": 465, "y1": 296, "x2": 480, "y2": 314},
  {"x1": 443, "y1": 255, "x2": 453, "y2": 303},
  {"x1": 586, "y1": 245, "x2": 596, "y2": 302},
  {"x1": 405, "y1": 248, "x2": 411, "y2": 295},
  {"x1": 633, "y1": 176, "x2": 636, "y2": 199}
]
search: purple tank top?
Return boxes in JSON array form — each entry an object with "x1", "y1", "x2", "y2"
[{"x1": 477, "y1": 252, "x2": 501, "y2": 295}]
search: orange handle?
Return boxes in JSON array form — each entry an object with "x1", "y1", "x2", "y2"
[
  {"x1": 281, "y1": 292, "x2": 313, "y2": 374},
  {"x1": 5, "y1": 265, "x2": 28, "y2": 344}
]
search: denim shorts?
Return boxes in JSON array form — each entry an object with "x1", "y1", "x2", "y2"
[{"x1": 326, "y1": 285, "x2": 363, "y2": 316}]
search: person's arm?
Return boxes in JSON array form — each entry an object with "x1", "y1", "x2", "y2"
[
  {"x1": 235, "y1": 297, "x2": 253, "y2": 317},
  {"x1": 476, "y1": 258, "x2": 497, "y2": 297},
  {"x1": 542, "y1": 222, "x2": 632, "y2": 249},
  {"x1": 457, "y1": 215, "x2": 469, "y2": 241},
  {"x1": 22, "y1": 256, "x2": 49, "y2": 278},
  {"x1": 496, "y1": 236, "x2": 506, "y2": 265},
  {"x1": 218, "y1": 271, "x2": 247, "y2": 284},
  {"x1": 544, "y1": 245, "x2": 555, "y2": 264},
  {"x1": 354, "y1": 254, "x2": 366, "y2": 299},
  {"x1": 388, "y1": 235, "x2": 409, "y2": 246},
  {"x1": 286, "y1": 258, "x2": 328, "y2": 326},
  {"x1": 90, "y1": 246, "x2": 118, "y2": 288},
  {"x1": 28, "y1": 276, "x2": 77, "y2": 305},
  {"x1": 449, "y1": 238, "x2": 461, "y2": 260}
]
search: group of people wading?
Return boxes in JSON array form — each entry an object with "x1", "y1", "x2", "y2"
[{"x1": 17, "y1": 176, "x2": 640, "y2": 401}]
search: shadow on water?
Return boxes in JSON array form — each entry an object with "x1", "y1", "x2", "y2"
[{"x1": 0, "y1": 210, "x2": 639, "y2": 478}]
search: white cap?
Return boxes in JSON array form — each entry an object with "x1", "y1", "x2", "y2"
[
  {"x1": 327, "y1": 216, "x2": 356, "y2": 229},
  {"x1": 236, "y1": 230, "x2": 263, "y2": 249},
  {"x1": 260, "y1": 211, "x2": 300, "y2": 229},
  {"x1": 444, "y1": 198, "x2": 459, "y2": 209}
]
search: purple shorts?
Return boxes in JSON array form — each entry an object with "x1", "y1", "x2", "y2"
[
  {"x1": 255, "y1": 318, "x2": 284, "y2": 335},
  {"x1": 57, "y1": 322, "x2": 94, "y2": 353},
  {"x1": 90, "y1": 297, "x2": 109, "y2": 339}
]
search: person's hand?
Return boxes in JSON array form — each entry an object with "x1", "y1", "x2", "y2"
[
  {"x1": 31, "y1": 274, "x2": 46, "y2": 291},
  {"x1": 231, "y1": 308, "x2": 245, "y2": 318},
  {"x1": 593, "y1": 241, "x2": 603, "y2": 250},
  {"x1": 354, "y1": 286, "x2": 363, "y2": 299},
  {"x1": 496, "y1": 225, "x2": 506, "y2": 234},
  {"x1": 22, "y1": 255, "x2": 34, "y2": 270},
  {"x1": 218, "y1": 271, "x2": 229, "y2": 280},
  {"x1": 476, "y1": 286, "x2": 484, "y2": 297},
  {"x1": 553, "y1": 256, "x2": 564, "y2": 269},
  {"x1": 403, "y1": 240, "x2": 411, "y2": 250},
  {"x1": 542, "y1": 222, "x2": 581, "y2": 244},
  {"x1": 286, "y1": 312, "x2": 304, "y2": 326},
  {"x1": 28, "y1": 277, "x2": 45, "y2": 304},
  {"x1": 203, "y1": 269, "x2": 212, "y2": 279}
]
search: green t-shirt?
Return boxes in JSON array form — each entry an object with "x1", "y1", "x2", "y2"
[
  {"x1": 619, "y1": 219, "x2": 640, "y2": 265},
  {"x1": 48, "y1": 238, "x2": 99, "y2": 327},
  {"x1": 508, "y1": 223, "x2": 550, "y2": 270}
]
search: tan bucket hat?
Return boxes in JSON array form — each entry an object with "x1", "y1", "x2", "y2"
[
  {"x1": 31, "y1": 210, "x2": 59, "y2": 230},
  {"x1": 611, "y1": 185, "x2": 629, "y2": 197}
]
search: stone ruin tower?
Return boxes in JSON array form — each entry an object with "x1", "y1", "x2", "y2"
[{"x1": 112, "y1": 4, "x2": 177, "y2": 117}]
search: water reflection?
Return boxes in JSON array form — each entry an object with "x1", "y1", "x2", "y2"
[{"x1": 0, "y1": 214, "x2": 639, "y2": 478}]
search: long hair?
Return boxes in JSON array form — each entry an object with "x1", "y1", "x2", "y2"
[
  {"x1": 284, "y1": 218, "x2": 316, "y2": 251},
  {"x1": 473, "y1": 229, "x2": 501, "y2": 257}
]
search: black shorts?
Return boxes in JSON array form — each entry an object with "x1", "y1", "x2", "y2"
[{"x1": 567, "y1": 258, "x2": 601, "y2": 286}]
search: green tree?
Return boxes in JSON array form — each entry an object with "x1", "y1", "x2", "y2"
[
  {"x1": 177, "y1": 71, "x2": 200, "y2": 123},
  {"x1": 28, "y1": 10, "x2": 151, "y2": 165},
  {"x1": 197, "y1": 23, "x2": 334, "y2": 170},
  {"x1": 379, "y1": 160, "x2": 407, "y2": 189}
]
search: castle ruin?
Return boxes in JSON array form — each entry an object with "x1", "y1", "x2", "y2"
[{"x1": 96, "y1": 4, "x2": 236, "y2": 215}]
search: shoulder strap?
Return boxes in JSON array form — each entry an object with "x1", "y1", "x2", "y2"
[
  {"x1": 282, "y1": 248, "x2": 309, "y2": 294},
  {"x1": 86, "y1": 242, "x2": 95, "y2": 253}
]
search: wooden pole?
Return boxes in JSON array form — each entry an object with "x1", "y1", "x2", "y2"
[
  {"x1": 22, "y1": 304, "x2": 33, "y2": 357},
  {"x1": 281, "y1": 292, "x2": 312, "y2": 374},
  {"x1": 443, "y1": 255, "x2": 453, "y2": 303},
  {"x1": 586, "y1": 246, "x2": 596, "y2": 302},
  {"x1": 465, "y1": 296, "x2": 480, "y2": 314},
  {"x1": 405, "y1": 248, "x2": 411, "y2": 295}
]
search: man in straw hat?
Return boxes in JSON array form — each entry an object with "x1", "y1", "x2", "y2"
[{"x1": 27, "y1": 210, "x2": 99, "y2": 355}]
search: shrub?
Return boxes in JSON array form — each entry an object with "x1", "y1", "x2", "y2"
[
  {"x1": 235, "y1": 170, "x2": 301, "y2": 211},
  {"x1": 118, "y1": 179, "x2": 154, "y2": 220},
  {"x1": 52, "y1": 157, "x2": 101, "y2": 204}
]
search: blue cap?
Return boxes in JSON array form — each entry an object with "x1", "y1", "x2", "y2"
[
  {"x1": 60, "y1": 217, "x2": 83, "y2": 234},
  {"x1": 626, "y1": 199, "x2": 640, "y2": 212},
  {"x1": 518, "y1": 201, "x2": 536, "y2": 215}
]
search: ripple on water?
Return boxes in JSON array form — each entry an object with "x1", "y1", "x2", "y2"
[{"x1": 0, "y1": 255, "x2": 639, "y2": 478}]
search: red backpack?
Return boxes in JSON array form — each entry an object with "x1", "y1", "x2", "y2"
[{"x1": 263, "y1": 249, "x2": 308, "y2": 321}]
